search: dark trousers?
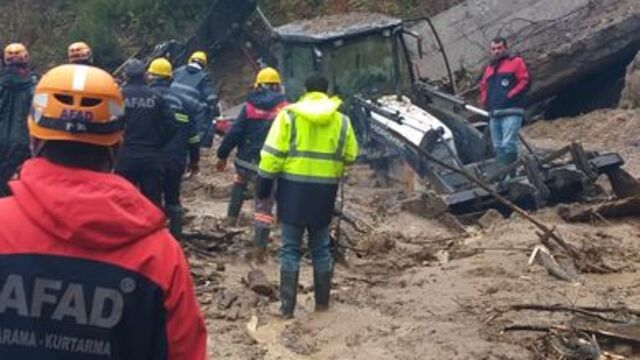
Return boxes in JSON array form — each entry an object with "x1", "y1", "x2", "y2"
[
  {"x1": 163, "y1": 166, "x2": 183, "y2": 207},
  {"x1": 280, "y1": 223, "x2": 332, "y2": 273},
  {"x1": 116, "y1": 157, "x2": 164, "y2": 207},
  {"x1": 0, "y1": 145, "x2": 29, "y2": 198}
]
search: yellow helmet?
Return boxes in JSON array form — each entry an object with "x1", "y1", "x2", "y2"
[
  {"x1": 148, "y1": 57, "x2": 172, "y2": 77},
  {"x1": 255, "y1": 67, "x2": 281, "y2": 86},
  {"x1": 28, "y1": 65, "x2": 125, "y2": 146},
  {"x1": 188, "y1": 51, "x2": 207, "y2": 66},
  {"x1": 4, "y1": 43, "x2": 29, "y2": 65},
  {"x1": 68, "y1": 42, "x2": 92, "y2": 64}
]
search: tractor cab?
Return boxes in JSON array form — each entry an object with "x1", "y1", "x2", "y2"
[
  {"x1": 273, "y1": 13, "x2": 414, "y2": 103},
  {"x1": 272, "y1": 13, "x2": 626, "y2": 216}
]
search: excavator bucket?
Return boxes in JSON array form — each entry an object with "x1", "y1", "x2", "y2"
[{"x1": 606, "y1": 168, "x2": 640, "y2": 199}]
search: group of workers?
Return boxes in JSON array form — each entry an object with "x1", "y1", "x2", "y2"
[
  {"x1": 0, "y1": 38, "x2": 358, "y2": 358},
  {"x1": 0, "y1": 32, "x2": 532, "y2": 358}
]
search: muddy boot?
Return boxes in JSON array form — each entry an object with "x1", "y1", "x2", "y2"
[
  {"x1": 313, "y1": 271, "x2": 332, "y2": 312},
  {"x1": 224, "y1": 182, "x2": 246, "y2": 226},
  {"x1": 166, "y1": 205, "x2": 183, "y2": 241},
  {"x1": 280, "y1": 271, "x2": 299, "y2": 319},
  {"x1": 251, "y1": 227, "x2": 270, "y2": 263}
]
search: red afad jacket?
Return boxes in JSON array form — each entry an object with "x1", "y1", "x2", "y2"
[
  {"x1": 0, "y1": 158, "x2": 207, "y2": 360},
  {"x1": 479, "y1": 54, "x2": 530, "y2": 113}
]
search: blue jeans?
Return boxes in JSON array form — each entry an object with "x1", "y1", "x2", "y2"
[
  {"x1": 489, "y1": 114, "x2": 523, "y2": 158},
  {"x1": 280, "y1": 223, "x2": 332, "y2": 273}
]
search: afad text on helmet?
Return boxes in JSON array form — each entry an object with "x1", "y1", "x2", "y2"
[{"x1": 60, "y1": 109, "x2": 94, "y2": 122}]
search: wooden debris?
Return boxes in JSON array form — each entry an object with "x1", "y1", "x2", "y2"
[
  {"x1": 246, "y1": 315, "x2": 259, "y2": 334},
  {"x1": 182, "y1": 229, "x2": 244, "y2": 242},
  {"x1": 217, "y1": 290, "x2": 238, "y2": 310},
  {"x1": 399, "y1": 132, "x2": 607, "y2": 274},
  {"x1": 509, "y1": 303, "x2": 626, "y2": 324},
  {"x1": 528, "y1": 245, "x2": 578, "y2": 282},
  {"x1": 182, "y1": 241, "x2": 217, "y2": 258},
  {"x1": 246, "y1": 269, "x2": 276, "y2": 299},
  {"x1": 548, "y1": 330, "x2": 601, "y2": 360},
  {"x1": 558, "y1": 196, "x2": 640, "y2": 223},
  {"x1": 503, "y1": 323, "x2": 640, "y2": 345}
]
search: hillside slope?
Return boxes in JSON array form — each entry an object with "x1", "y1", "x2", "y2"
[{"x1": 0, "y1": 0, "x2": 462, "y2": 71}]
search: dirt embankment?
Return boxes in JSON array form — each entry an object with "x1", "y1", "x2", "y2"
[
  {"x1": 182, "y1": 113, "x2": 640, "y2": 359},
  {"x1": 524, "y1": 108, "x2": 640, "y2": 175}
]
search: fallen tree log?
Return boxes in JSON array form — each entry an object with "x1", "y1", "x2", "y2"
[
  {"x1": 246, "y1": 269, "x2": 276, "y2": 299},
  {"x1": 509, "y1": 303, "x2": 628, "y2": 323},
  {"x1": 182, "y1": 229, "x2": 244, "y2": 243},
  {"x1": 558, "y1": 196, "x2": 640, "y2": 222},
  {"x1": 503, "y1": 323, "x2": 640, "y2": 345}
]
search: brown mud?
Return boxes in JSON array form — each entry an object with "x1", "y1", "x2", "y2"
[{"x1": 185, "y1": 110, "x2": 640, "y2": 358}]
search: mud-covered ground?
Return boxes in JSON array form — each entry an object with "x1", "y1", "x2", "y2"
[{"x1": 182, "y1": 109, "x2": 640, "y2": 359}]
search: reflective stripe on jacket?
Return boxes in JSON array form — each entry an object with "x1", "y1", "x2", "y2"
[
  {"x1": 258, "y1": 92, "x2": 358, "y2": 184},
  {"x1": 150, "y1": 79, "x2": 201, "y2": 171},
  {"x1": 257, "y1": 92, "x2": 358, "y2": 228},
  {"x1": 217, "y1": 89, "x2": 287, "y2": 174},
  {"x1": 171, "y1": 65, "x2": 217, "y2": 113}
]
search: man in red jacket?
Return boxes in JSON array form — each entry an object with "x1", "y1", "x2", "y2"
[
  {"x1": 479, "y1": 37, "x2": 530, "y2": 172},
  {"x1": 0, "y1": 64, "x2": 207, "y2": 359}
]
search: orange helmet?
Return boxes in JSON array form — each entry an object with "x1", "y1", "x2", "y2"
[
  {"x1": 29, "y1": 64, "x2": 125, "y2": 146},
  {"x1": 67, "y1": 42, "x2": 92, "y2": 64},
  {"x1": 4, "y1": 43, "x2": 28, "y2": 65}
]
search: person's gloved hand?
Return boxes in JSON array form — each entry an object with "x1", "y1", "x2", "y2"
[{"x1": 215, "y1": 158, "x2": 227, "y2": 172}]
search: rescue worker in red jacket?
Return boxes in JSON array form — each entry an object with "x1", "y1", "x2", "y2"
[
  {"x1": 479, "y1": 37, "x2": 530, "y2": 171},
  {"x1": 0, "y1": 64, "x2": 207, "y2": 359},
  {"x1": 216, "y1": 67, "x2": 287, "y2": 262}
]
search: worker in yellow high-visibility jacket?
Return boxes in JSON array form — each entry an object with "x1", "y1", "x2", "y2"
[{"x1": 256, "y1": 73, "x2": 358, "y2": 318}]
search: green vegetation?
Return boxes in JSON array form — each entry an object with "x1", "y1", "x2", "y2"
[
  {"x1": 0, "y1": 0, "x2": 462, "y2": 74},
  {"x1": 68, "y1": 0, "x2": 212, "y2": 68},
  {"x1": 258, "y1": 0, "x2": 463, "y2": 24}
]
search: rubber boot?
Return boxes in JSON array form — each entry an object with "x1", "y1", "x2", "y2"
[
  {"x1": 489, "y1": 152, "x2": 508, "y2": 182},
  {"x1": 252, "y1": 227, "x2": 270, "y2": 264},
  {"x1": 279, "y1": 271, "x2": 299, "y2": 319},
  {"x1": 313, "y1": 271, "x2": 332, "y2": 312},
  {"x1": 224, "y1": 182, "x2": 246, "y2": 226},
  {"x1": 166, "y1": 206, "x2": 183, "y2": 241},
  {"x1": 504, "y1": 152, "x2": 518, "y2": 180}
]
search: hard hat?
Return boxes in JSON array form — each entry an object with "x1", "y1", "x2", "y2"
[
  {"x1": 189, "y1": 51, "x2": 207, "y2": 66},
  {"x1": 4, "y1": 43, "x2": 29, "y2": 65},
  {"x1": 67, "y1": 42, "x2": 92, "y2": 64},
  {"x1": 148, "y1": 57, "x2": 172, "y2": 78},
  {"x1": 255, "y1": 67, "x2": 282, "y2": 86},
  {"x1": 124, "y1": 58, "x2": 145, "y2": 78},
  {"x1": 28, "y1": 64, "x2": 125, "y2": 146}
]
